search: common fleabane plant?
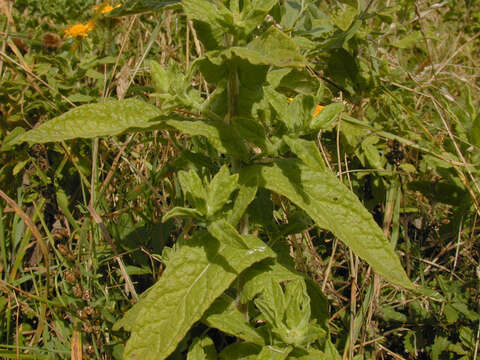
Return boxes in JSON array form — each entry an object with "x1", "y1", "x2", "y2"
[{"x1": 12, "y1": 0, "x2": 414, "y2": 358}]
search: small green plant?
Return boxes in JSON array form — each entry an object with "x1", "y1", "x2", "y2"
[{"x1": 7, "y1": 0, "x2": 418, "y2": 359}]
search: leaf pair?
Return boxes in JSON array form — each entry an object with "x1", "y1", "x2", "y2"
[
  {"x1": 163, "y1": 165, "x2": 239, "y2": 222},
  {"x1": 184, "y1": 0, "x2": 278, "y2": 49},
  {"x1": 255, "y1": 279, "x2": 326, "y2": 347},
  {"x1": 113, "y1": 229, "x2": 276, "y2": 359},
  {"x1": 265, "y1": 86, "x2": 344, "y2": 135}
]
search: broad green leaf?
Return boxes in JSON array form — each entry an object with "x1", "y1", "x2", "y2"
[
  {"x1": 187, "y1": 336, "x2": 217, "y2": 360},
  {"x1": 16, "y1": 99, "x2": 162, "y2": 145},
  {"x1": 203, "y1": 294, "x2": 266, "y2": 345},
  {"x1": 150, "y1": 60, "x2": 169, "y2": 93},
  {"x1": 309, "y1": 102, "x2": 344, "y2": 130},
  {"x1": 283, "y1": 136, "x2": 326, "y2": 171},
  {"x1": 240, "y1": 159, "x2": 414, "y2": 289},
  {"x1": 178, "y1": 169, "x2": 207, "y2": 214},
  {"x1": 232, "y1": 116, "x2": 270, "y2": 152},
  {"x1": 182, "y1": 0, "x2": 226, "y2": 24},
  {"x1": 284, "y1": 281, "x2": 310, "y2": 330},
  {"x1": 207, "y1": 219, "x2": 249, "y2": 249},
  {"x1": 162, "y1": 207, "x2": 204, "y2": 222},
  {"x1": 183, "y1": 0, "x2": 232, "y2": 50},
  {"x1": 254, "y1": 279, "x2": 285, "y2": 327},
  {"x1": 266, "y1": 68, "x2": 292, "y2": 89},
  {"x1": 324, "y1": 338, "x2": 342, "y2": 360},
  {"x1": 114, "y1": 230, "x2": 275, "y2": 360},
  {"x1": 107, "y1": 0, "x2": 179, "y2": 16},
  {"x1": 166, "y1": 118, "x2": 249, "y2": 161},
  {"x1": 206, "y1": 165, "x2": 239, "y2": 217},
  {"x1": 332, "y1": 4, "x2": 358, "y2": 31},
  {"x1": 241, "y1": 259, "x2": 302, "y2": 303},
  {"x1": 230, "y1": 27, "x2": 306, "y2": 68},
  {"x1": 228, "y1": 175, "x2": 258, "y2": 227},
  {"x1": 277, "y1": 69, "x2": 320, "y2": 96},
  {"x1": 255, "y1": 279, "x2": 326, "y2": 347},
  {"x1": 289, "y1": 348, "x2": 330, "y2": 359},
  {"x1": 285, "y1": 95, "x2": 316, "y2": 133},
  {"x1": 264, "y1": 86, "x2": 289, "y2": 127},
  {"x1": 257, "y1": 346, "x2": 292, "y2": 359},
  {"x1": 279, "y1": 0, "x2": 304, "y2": 28},
  {"x1": 219, "y1": 343, "x2": 261, "y2": 360},
  {"x1": 241, "y1": 0, "x2": 277, "y2": 34}
]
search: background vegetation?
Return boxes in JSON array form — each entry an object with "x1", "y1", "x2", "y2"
[{"x1": 0, "y1": 0, "x2": 479, "y2": 359}]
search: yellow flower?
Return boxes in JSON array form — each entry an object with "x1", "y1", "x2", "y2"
[
  {"x1": 64, "y1": 21, "x2": 95, "y2": 39},
  {"x1": 93, "y1": 3, "x2": 121, "y2": 14},
  {"x1": 287, "y1": 97, "x2": 324, "y2": 116},
  {"x1": 313, "y1": 105, "x2": 324, "y2": 117}
]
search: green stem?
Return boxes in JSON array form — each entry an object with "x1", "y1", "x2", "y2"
[{"x1": 227, "y1": 58, "x2": 240, "y2": 173}]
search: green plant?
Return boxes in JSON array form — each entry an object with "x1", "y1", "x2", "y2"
[{"x1": 5, "y1": 0, "x2": 425, "y2": 359}]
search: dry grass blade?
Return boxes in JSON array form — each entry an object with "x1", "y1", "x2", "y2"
[{"x1": 71, "y1": 329, "x2": 82, "y2": 360}]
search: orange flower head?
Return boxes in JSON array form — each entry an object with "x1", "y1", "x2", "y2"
[
  {"x1": 313, "y1": 105, "x2": 324, "y2": 117},
  {"x1": 64, "y1": 21, "x2": 95, "y2": 39},
  {"x1": 93, "y1": 3, "x2": 121, "y2": 14}
]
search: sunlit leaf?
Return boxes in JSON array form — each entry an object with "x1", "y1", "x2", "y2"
[
  {"x1": 206, "y1": 165, "x2": 238, "y2": 217},
  {"x1": 187, "y1": 336, "x2": 217, "y2": 360},
  {"x1": 207, "y1": 219, "x2": 249, "y2": 249},
  {"x1": 240, "y1": 159, "x2": 414, "y2": 289},
  {"x1": 309, "y1": 102, "x2": 344, "y2": 131},
  {"x1": 162, "y1": 207, "x2": 204, "y2": 222},
  {"x1": 203, "y1": 294, "x2": 266, "y2": 345},
  {"x1": 114, "y1": 230, "x2": 275, "y2": 360},
  {"x1": 231, "y1": 27, "x2": 306, "y2": 68},
  {"x1": 257, "y1": 345, "x2": 292, "y2": 359},
  {"x1": 106, "y1": 0, "x2": 179, "y2": 16},
  {"x1": 283, "y1": 136, "x2": 326, "y2": 171},
  {"x1": 16, "y1": 99, "x2": 162, "y2": 145},
  {"x1": 166, "y1": 118, "x2": 249, "y2": 161}
]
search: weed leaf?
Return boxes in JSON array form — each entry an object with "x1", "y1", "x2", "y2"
[
  {"x1": 257, "y1": 345, "x2": 292, "y2": 359},
  {"x1": 228, "y1": 174, "x2": 258, "y2": 227},
  {"x1": 309, "y1": 102, "x2": 344, "y2": 131},
  {"x1": 162, "y1": 207, "x2": 204, "y2": 222},
  {"x1": 203, "y1": 294, "x2": 266, "y2": 345},
  {"x1": 231, "y1": 27, "x2": 306, "y2": 68},
  {"x1": 114, "y1": 230, "x2": 275, "y2": 360},
  {"x1": 283, "y1": 136, "x2": 326, "y2": 171},
  {"x1": 166, "y1": 118, "x2": 249, "y2": 161},
  {"x1": 187, "y1": 336, "x2": 217, "y2": 360},
  {"x1": 240, "y1": 159, "x2": 414, "y2": 289},
  {"x1": 206, "y1": 165, "x2": 239, "y2": 217},
  {"x1": 16, "y1": 99, "x2": 162, "y2": 144},
  {"x1": 207, "y1": 219, "x2": 249, "y2": 249},
  {"x1": 107, "y1": 0, "x2": 179, "y2": 17}
]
